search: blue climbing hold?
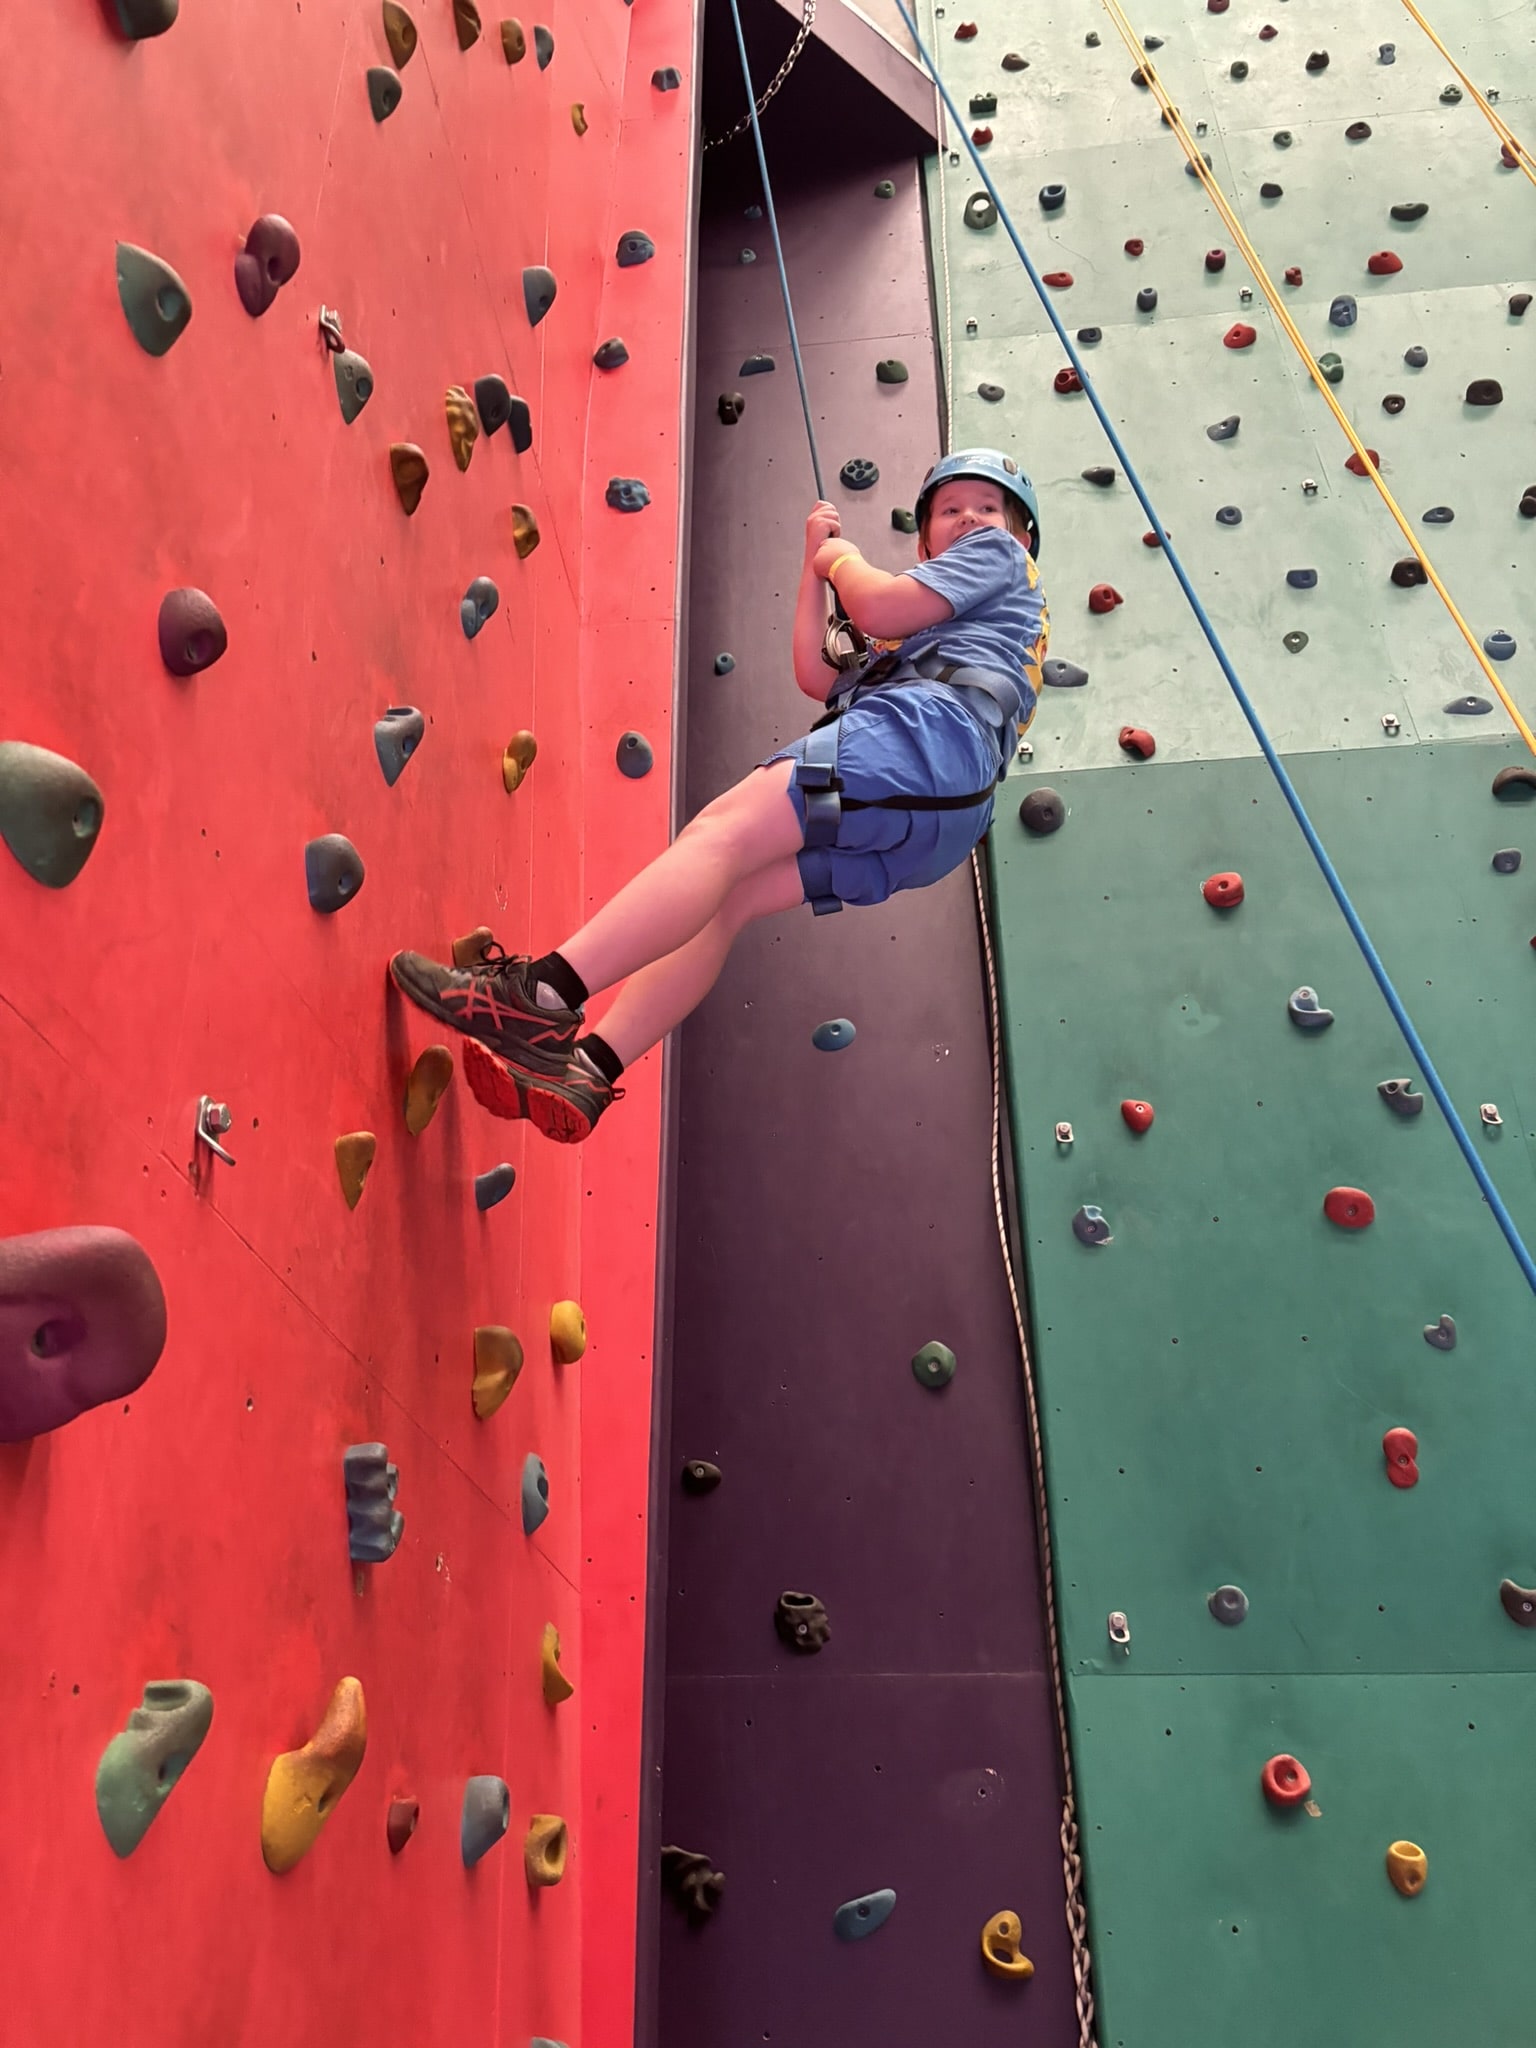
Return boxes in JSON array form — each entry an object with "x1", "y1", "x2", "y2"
[
  {"x1": 1404, "y1": 344, "x2": 1428, "y2": 367},
  {"x1": 304, "y1": 834, "x2": 365, "y2": 913},
  {"x1": 740, "y1": 353, "x2": 775, "y2": 375},
  {"x1": 1484, "y1": 631, "x2": 1517, "y2": 661},
  {"x1": 1039, "y1": 183, "x2": 1067, "y2": 211},
  {"x1": 1215, "y1": 506, "x2": 1243, "y2": 526},
  {"x1": 834, "y1": 1890, "x2": 898, "y2": 1941},
  {"x1": 1072, "y1": 1204, "x2": 1113, "y2": 1247},
  {"x1": 1287, "y1": 569, "x2": 1318, "y2": 589},
  {"x1": 1329, "y1": 295, "x2": 1358, "y2": 327},
  {"x1": 616, "y1": 731, "x2": 654, "y2": 778},
  {"x1": 521, "y1": 1453, "x2": 550, "y2": 1536},
  {"x1": 1207, "y1": 416, "x2": 1240, "y2": 441},
  {"x1": 460, "y1": 577, "x2": 500, "y2": 640},
  {"x1": 343, "y1": 1443, "x2": 404, "y2": 1563},
  {"x1": 606, "y1": 477, "x2": 650, "y2": 512},
  {"x1": 714, "y1": 653, "x2": 736, "y2": 675},
  {"x1": 475, "y1": 1163, "x2": 516, "y2": 1210},
  {"x1": 616, "y1": 230, "x2": 655, "y2": 267},
  {"x1": 1137, "y1": 286, "x2": 1158, "y2": 312},
  {"x1": 1446, "y1": 695, "x2": 1493, "y2": 716},
  {"x1": 1287, "y1": 986, "x2": 1334, "y2": 1030},
  {"x1": 1492, "y1": 849, "x2": 1522, "y2": 874},
  {"x1": 461, "y1": 1776, "x2": 510, "y2": 1868},
  {"x1": 374, "y1": 707, "x2": 424, "y2": 786},
  {"x1": 1042, "y1": 659, "x2": 1088, "y2": 689},
  {"x1": 1422, "y1": 506, "x2": 1455, "y2": 524},
  {"x1": 812, "y1": 1018, "x2": 856, "y2": 1052}
]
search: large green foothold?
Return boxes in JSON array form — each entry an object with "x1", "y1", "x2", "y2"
[
  {"x1": 114, "y1": 0, "x2": 179, "y2": 36},
  {"x1": 95, "y1": 1681, "x2": 214, "y2": 1857},
  {"x1": 911, "y1": 1341, "x2": 957, "y2": 1389},
  {"x1": 876, "y1": 359, "x2": 909, "y2": 384},
  {"x1": 0, "y1": 742, "x2": 104, "y2": 888},
  {"x1": 892, "y1": 508, "x2": 918, "y2": 533},
  {"x1": 115, "y1": 243, "x2": 192, "y2": 357},
  {"x1": 367, "y1": 66, "x2": 403, "y2": 119},
  {"x1": 524, "y1": 266, "x2": 557, "y2": 327}
]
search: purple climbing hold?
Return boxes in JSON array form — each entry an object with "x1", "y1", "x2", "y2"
[
  {"x1": 1466, "y1": 379, "x2": 1503, "y2": 406},
  {"x1": 740, "y1": 353, "x2": 774, "y2": 376},
  {"x1": 1329, "y1": 295, "x2": 1358, "y2": 328},
  {"x1": 158, "y1": 589, "x2": 228, "y2": 677},
  {"x1": 1382, "y1": 394, "x2": 1406, "y2": 414},
  {"x1": 1039, "y1": 183, "x2": 1067, "y2": 212},
  {"x1": 234, "y1": 216, "x2": 301, "y2": 318},
  {"x1": 0, "y1": 1226, "x2": 167, "y2": 1441},
  {"x1": 533, "y1": 23, "x2": 553, "y2": 67},
  {"x1": 1287, "y1": 569, "x2": 1318, "y2": 589},
  {"x1": 1083, "y1": 466, "x2": 1117, "y2": 485}
]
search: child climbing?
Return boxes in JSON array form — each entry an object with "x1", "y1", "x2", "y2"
[{"x1": 389, "y1": 447, "x2": 1048, "y2": 1141}]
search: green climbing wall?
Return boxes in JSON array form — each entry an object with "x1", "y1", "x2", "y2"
[{"x1": 920, "y1": 0, "x2": 1536, "y2": 2039}]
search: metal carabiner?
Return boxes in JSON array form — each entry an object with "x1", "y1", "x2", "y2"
[{"x1": 820, "y1": 594, "x2": 868, "y2": 674}]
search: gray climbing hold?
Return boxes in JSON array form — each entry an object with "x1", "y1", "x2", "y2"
[
  {"x1": 841, "y1": 458, "x2": 878, "y2": 491},
  {"x1": 739, "y1": 249, "x2": 756, "y2": 265},
  {"x1": 1346, "y1": 121, "x2": 1372, "y2": 141},
  {"x1": 333, "y1": 348, "x2": 374, "y2": 423},
  {"x1": 681, "y1": 1459, "x2": 722, "y2": 1494},
  {"x1": 964, "y1": 193, "x2": 997, "y2": 231},
  {"x1": 593, "y1": 337, "x2": 629, "y2": 370},
  {"x1": 1042, "y1": 659, "x2": 1088, "y2": 688},
  {"x1": 158, "y1": 589, "x2": 227, "y2": 676},
  {"x1": 606, "y1": 477, "x2": 650, "y2": 511},
  {"x1": 374, "y1": 707, "x2": 424, "y2": 785},
  {"x1": 970, "y1": 93, "x2": 998, "y2": 116},
  {"x1": 1185, "y1": 155, "x2": 1213, "y2": 177},
  {"x1": 523, "y1": 266, "x2": 557, "y2": 327},
  {"x1": 1039, "y1": 183, "x2": 1067, "y2": 212},
  {"x1": 1423, "y1": 505, "x2": 1454, "y2": 523},
  {"x1": 472, "y1": 375, "x2": 511, "y2": 435},
  {"x1": 1492, "y1": 849, "x2": 1522, "y2": 874},
  {"x1": 1439, "y1": 83, "x2": 1461, "y2": 103},
  {"x1": 113, "y1": 0, "x2": 179, "y2": 37},
  {"x1": 1512, "y1": 294, "x2": 1533, "y2": 318},
  {"x1": 1329, "y1": 295, "x2": 1358, "y2": 328},
  {"x1": 1378, "y1": 1078, "x2": 1424, "y2": 1116},
  {"x1": 891, "y1": 509, "x2": 918, "y2": 534},
  {"x1": 835, "y1": 1890, "x2": 898, "y2": 1941},
  {"x1": 1379, "y1": 42, "x2": 1395, "y2": 62},
  {"x1": 533, "y1": 23, "x2": 553, "y2": 66},
  {"x1": 652, "y1": 65, "x2": 681, "y2": 89},
  {"x1": 874, "y1": 179, "x2": 896, "y2": 197},
  {"x1": 1137, "y1": 287, "x2": 1158, "y2": 312},
  {"x1": 304, "y1": 834, "x2": 365, "y2": 913},
  {"x1": 911, "y1": 1341, "x2": 956, "y2": 1389},
  {"x1": 978, "y1": 382, "x2": 1005, "y2": 403},
  {"x1": 1284, "y1": 630, "x2": 1309, "y2": 653},
  {"x1": 1083, "y1": 466, "x2": 1117, "y2": 485},
  {"x1": 1466, "y1": 379, "x2": 1503, "y2": 406},
  {"x1": 811, "y1": 1018, "x2": 856, "y2": 1052},
  {"x1": 1424, "y1": 1314, "x2": 1457, "y2": 1349},
  {"x1": 1287, "y1": 986, "x2": 1333, "y2": 1029},
  {"x1": 115, "y1": 243, "x2": 192, "y2": 357},
  {"x1": 475, "y1": 1163, "x2": 516, "y2": 1209},
  {"x1": 616, "y1": 731, "x2": 654, "y2": 777},
  {"x1": 235, "y1": 215, "x2": 301, "y2": 319},
  {"x1": 1274, "y1": 130, "x2": 1293, "y2": 147},
  {"x1": 1382, "y1": 393, "x2": 1406, "y2": 415},
  {"x1": 1207, "y1": 416, "x2": 1240, "y2": 442},
  {"x1": 1085, "y1": 32, "x2": 1099, "y2": 46},
  {"x1": 1072, "y1": 1204, "x2": 1112, "y2": 1247},
  {"x1": 617, "y1": 230, "x2": 655, "y2": 267},
  {"x1": 521, "y1": 1453, "x2": 550, "y2": 1535},
  {"x1": 1305, "y1": 49, "x2": 1330, "y2": 70},
  {"x1": 1215, "y1": 506, "x2": 1243, "y2": 526},
  {"x1": 714, "y1": 653, "x2": 736, "y2": 675},
  {"x1": 1493, "y1": 767, "x2": 1536, "y2": 801},
  {"x1": 1484, "y1": 630, "x2": 1517, "y2": 661},
  {"x1": 740, "y1": 354, "x2": 774, "y2": 377},
  {"x1": 461, "y1": 1776, "x2": 511, "y2": 1867},
  {"x1": 1404, "y1": 344, "x2": 1428, "y2": 367},
  {"x1": 1446, "y1": 695, "x2": 1493, "y2": 715},
  {"x1": 1208, "y1": 1586, "x2": 1249, "y2": 1626},
  {"x1": 774, "y1": 1590, "x2": 831, "y2": 1653},
  {"x1": 367, "y1": 66, "x2": 403, "y2": 119},
  {"x1": 1077, "y1": 327, "x2": 1103, "y2": 346},
  {"x1": 0, "y1": 742, "x2": 104, "y2": 889},
  {"x1": 1287, "y1": 569, "x2": 1318, "y2": 590},
  {"x1": 876, "y1": 359, "x2": 909, "y2": 384},
  {"x1": 1317, "y1": 353, "x2": 1344, "y2": 384},
  {"x1": 460, "y1": 578, "x2": 500, "y2": 640},
  {"x1": 95, "y1": 1681, "x2": 213, "y2": 1858},
  {"x1": 344, "y1": 1442, "x2": 404, "y2": 1563},
  {"x1": 1391, "y1": 202, "x2": 1429, "y2": 222}
]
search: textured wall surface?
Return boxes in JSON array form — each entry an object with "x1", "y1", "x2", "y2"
[{"x1": 0, "y1": 5, "x2": 690, "y2": 2043}]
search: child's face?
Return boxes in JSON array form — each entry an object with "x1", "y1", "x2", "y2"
[{"x1": 921, "y1": 478, "x2": 1011, "y2": 558}]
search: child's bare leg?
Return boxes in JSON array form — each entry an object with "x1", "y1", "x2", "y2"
[
  {"x1": 592, "y1": 855, "x2": 806, "y2": 1067},
  {"x1": 557, "y1": 761, "x2": 803, "y2": 999}
]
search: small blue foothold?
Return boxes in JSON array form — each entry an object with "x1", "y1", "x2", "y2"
[
  {"x1": 1404, "y1": 344, "x2": 1428, "y2": 368},
  {"x1": 1207, "y1": 415, "x2": 1240, "y2": 441},
  {"x1": 1422, "y1": 506, "x2": 1455, "y2": 524},
  {"x1": 616, "y1": 230, "x2": 655, "y2": 268},
  {"x1": 1379, "y1": 41, "x2": 1395, "y2": 60},
  {"x1": 1287, "y1": 986, "x2": 1334, "y2": 1030},
  {"x1": 1208, "y1": 1585, "x2": 1248, "y2": 1625},
  {"x1": 1072, "y1": 1204, "x2": 1112, "y2": 1247},
  {"x1": 461, "y1": 1776, "x2": 510, "y2": 1867},
  {"x1": 460, "y1": 577, "x2": 500, "y2": 640},
  {"x1": 606, "y1": 477, "x2": 650, "y2": 512},
  {"x1": 1287, "y1": 569, "x2": 1318, "y2": 589},
  {"x1": 616, "y1": 731, "x2": 654, "y2": 778},
  {"x1": 1077, "y1": 327, "x2": 1103, "y2": 345},
  {"x1": 834, "y1": 1889, "x2": 898, "y2": 1941},
  {"x1": 1484, "y1": 630, "x2": 1517, "y2": 661},
  {"x1": 1329, "y1": 295, "x2": 1358, "y2": 328},
  {"x1": 374, "y1": 707, "x2": 424, "y2": 786},
  {"x1": 475, "y1": 1163, "x2": 516, "y2": 1210},
  {"x1": 1215, "y1": 505, "x2": 1243, "y2": 526},
  {"x1": 1039, "y1": 182, "x2": 1067, "y2": 211},
  {"x1": 1041, "y1": 658, "x2": 1089, "y2": 688},
  {"x1": 521, "y1": 1453, "x2": 550, "y2": 1536},
  {"x1": 812, "y1": 1018, "x2": 856, "y2": 1052},
  {"x1": 714, "y1": 653, "x2": 736, "y2": 675},
  {"x1": 1492, "y1": 849, "x2": 1522, "y2": 874},
  {"x1": 1445, "y1": 695, "x2": 1493, "y2": 715},
  {"x1": 740, "y1": 353, "x2": 775, "y2": 375},
  {"x1": 1423, "y1": 1314, "x2": 1456, "y2": 1350},
  {"x1": 1137, "y1": 286, "x2": 1158, "y2": 312},
  {"x1": 344, "y1": 1443, "x2": 404, "y2": 1563}
]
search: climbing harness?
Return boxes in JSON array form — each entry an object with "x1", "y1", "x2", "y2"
[{"x1": 704, "y1": 0, "x2": 817, "y2": 153}]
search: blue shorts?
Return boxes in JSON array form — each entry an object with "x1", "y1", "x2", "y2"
[{"x1": 762, "y1": 682, "x2": 1006, "y2": 910}]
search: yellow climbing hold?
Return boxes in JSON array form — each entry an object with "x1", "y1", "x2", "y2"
[
  {"x1": 571, "y1": 102, "x2": 588, "y2": 135},
  {"x1": 472, "y1": 1325, "x2": 524, "y2": 1419},
  {"x1": 404, "y1": 1044, "x2": 454, "y2": 1135},
  {"x1": 500, "y1": 17, "x2": 525, "y2": 60},
  {"x1": 524, "y1": 1813, "x2": 569, "y2": 1887},
  {"x1": 502, "y1": 731, "x2": 538, "y2": 794},
  {"x1": 390, "y1": 443, "x2": 429, "y2": 516},
  {"x1": 1386, "y1": 1840, "x2": 1428, "y2": 1896},
  {"x1": 453, "y1": 0, "x2": 482, "y2": 48},
  {"x1": 511, "y1": 504, "x2": 540, "y2": 559},
  {"x1": 261, "y1": 1677, "x2": 367, "y2": 1874},
  {"x1": 334, "y1": 1132, "x2": 377, "y2": 1211},
  {"x1": 452, "y1": 925, "x2": 496, "y2": 969},
  {"x1": 382, "y1": 0, "x2": 417, "y2": 66},
  {"x1": 980, "y1": 1910, "x2": 1034, "y2": 1981},
  {"x1": 549, "y1": 1299, "x2": 586, "y2": 1363},
  {"x1": 541, "y1": 1622, "x2": 575, "y2": 1706},
  {"x1": 446, "y1": 385, "x2": 480, "y2": 472}
]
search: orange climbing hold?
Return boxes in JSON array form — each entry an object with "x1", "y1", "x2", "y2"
[
  {"x1": 501, "y1": 17, "x2": 526, "y2": 59},
  {"x1": 404, "y1": 1045, "x2": 454, "y2": 1135},
  {"x1": 541, "y1": 1623, "x2": 576, "y2": 1705},
  {"x1": 511, "y1": 504, "x2": 541, "y2": 559},
  {"x1": 452, "y1": 925, "x2": 496, "y2": 968},
  {"x1": 261, "y1": 1678, "x2": 368, "y2": 1873},
  {"x1": 980, "y1": 1911, "x2": 1034, "y2": 1981},
  {"x1": 334, "y1": 1132, "x2": 377, "y2": 1210},
  {"x1": 472, "y1": 1326, "x2": 525, "y2": 1420},
  {"x1": 1042, "y1": 271, "x2": 1074, "y2": 288},
  {"x1": 502, "y1": 731, "x2": 538, "y2": 793},
  {"x1": 1224, "y1": 323, "x2": 1257, "y2": 349},
  {"x1": 1121, "y1": 1099, "x2": 1155, "y2": 1134},
  {"x1": 1202, "y1": 871, "x2": 1244, "y2": 908},
  {"x1": 389, "y1": 444, "x2": 429, "y2": 515},
  {"x1": 1324, "y1": 1186, "x2": 1375, "y2": 1229},
  {"x1": 1367, "y1": 250, "x2": 1403, "y2": 275},
  {"x1": 1261, "y1": 1753, "x2": 1310, "y2": 1808},
  {"x1": 549, "y1": 1300, "x2": 587, "y2": 1363},
  {"x1": 446, "y1": 386, "x2": 480, "y2": 471},
  {"x1": 1088, "y1": 584, "x2": 1123, "y2": 613},
  {"x1": 572, "y1": 102, "x2": 588, "y2": 135},
  {"x1": 525, "y1": 1813, "x2": 569, "y2": 1886}
]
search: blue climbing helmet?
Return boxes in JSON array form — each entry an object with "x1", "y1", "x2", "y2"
[{"x1": 915, "y1": 448, "x2": 1041, "y2": 557}]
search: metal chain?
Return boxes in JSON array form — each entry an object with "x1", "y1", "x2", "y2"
[{"x1": 703, "y1": 0, "x2": 817, "y2": 153}]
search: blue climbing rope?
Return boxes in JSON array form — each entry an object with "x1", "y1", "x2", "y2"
[
  {"x1": 890, "y1": 0, "x2": 1536, "y2": 1299},
  {"x1": 722, "y1": 0, "x2": 828, "y2": 502}
]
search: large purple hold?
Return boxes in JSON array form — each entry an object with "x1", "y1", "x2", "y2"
[
  {"x1": 234, "y1": 215, "x2": 301, "y2": 318},
  {"x1": 157, "y1": 589, "x2": 227, "y2": 676},
  {"x1": 0, "y1": 1227, "x2": 167, "y2": 1441}
]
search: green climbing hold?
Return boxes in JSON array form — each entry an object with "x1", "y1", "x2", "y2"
[
  {"x1": 891, "y1": 509, "x2": 918, "y2": 533},
  {"x1": 367, "y1": 66, "x2": 403, "y2": 120},
  {"x1": 115, "y1": 244, "x2": 192, "y2": 357},
  {"x1": 874, "y1": 180, "x2": 895, "y2": 198},
  {"x1": 96, "y1": 1681, "x2": 214, "y2": 1857},
  {"x1": 0, "y1": 742, "x2": 104, "y2": 888},
  {"x1": 911, "y1": 1341, "x2": 956, "y2": 1390},
  {"x1": 876, "y1": 359, "x2": 909, "y2": 384},
  {"x1": 1317, "y1": 352, "x2": 1344, "y2": 384}
]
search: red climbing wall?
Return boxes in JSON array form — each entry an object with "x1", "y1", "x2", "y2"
[{"x1": 0, "y1": 5, "x2": 690, "y2": 2043}]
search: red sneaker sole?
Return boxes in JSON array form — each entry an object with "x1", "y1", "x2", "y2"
[{"x1": 461, "y1": 1039, "x2": 596, "y2": 1142}]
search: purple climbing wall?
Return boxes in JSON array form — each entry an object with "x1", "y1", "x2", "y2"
[{"x1": 650, "y1": 154, "x2": 1081, "y2": 2043}]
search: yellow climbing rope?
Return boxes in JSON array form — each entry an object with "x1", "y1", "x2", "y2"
[
  {"x1": 1394, "y1": 0, "x2": 1536, "y2": 182},
  {"x1": 1097, "y1": 0, "x2": 1536, "y2": 756}
]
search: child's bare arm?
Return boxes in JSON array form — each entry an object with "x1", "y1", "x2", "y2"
[
  {"x1": 815, "y1": 543, "x2": 953, "y2": 640},
  {"x1": 793, "y1": 501, "x2": 843, "y2": 701}
]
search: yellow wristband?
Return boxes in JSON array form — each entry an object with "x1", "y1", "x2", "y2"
[{"x1": 826, "y1": 551, "x2": 857, "y2": 589}]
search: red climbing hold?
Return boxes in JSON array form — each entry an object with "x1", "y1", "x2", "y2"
[
  {"x1": 1501, "y1": 144, "x2": 1518, "y2": 169},
  {"x1": 1121, "y1": 1099, "x2": 1155, "y2": 1134},
  {"x1": 954, "y1": 19, "x2": 977, "y2": 35},
  {"x1": 1202, "y1": 871, "x2": 1244, "y2": 908},
  {"x1": 1261, "y1": 1755, "x2": 1311, "y2": 1808},
  {"x1": 1088, "y1": 584, "x2": 1123, "y2": 614},
  {"x1": 1205, "y1": 248, "x2": 1227, "y2": 273},
  {"x1": 1367, "y1": 250, "x2": 1403, "y2": 276},
  {"x1": 1208, "y1": 0, "x2": 1229, "y2": 13},
  {"x1": 1285, "y1": 266, "x2": 1303, "y2": 287},
  {"x1": 1345, "y1": 450, "x2": 1380, "y2": 476},
  {"x1": 1043, "y1": 271, "x2": 1075, "y2": 288},
  {"x1": 1118, "y1": 725, "x2": 1156, "y2": 759},
  {"x1": 1324, "y1": 1186, "x2": 1375, "y2": 1229},
  {"x1": 1141, "y1": 530, "x2": 1166, "y2": 548},
  {"x1": 972, "y1": 126, "x2": 993, "y2": 145},
  {"x1": 1224, "y1": 323, "x2": 1257, "y2": 349},
  {"x1": 1383, "y1": 1427, "x2": 1419, "y2": 1487},
  {"x1": 1259, "y1": 22, "x2": 1278, "y2": 37},
  {"x1": 1054, "y1": 368, "x2": 1082, "y2": 395},
  {"x1": 1124, "y1": 238, "x2": 1145, "y2": 256}
]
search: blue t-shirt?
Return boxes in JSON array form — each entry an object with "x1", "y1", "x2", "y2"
[{"x1": 896, "y1": 527, "x2": 1050, "y2": 727}]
